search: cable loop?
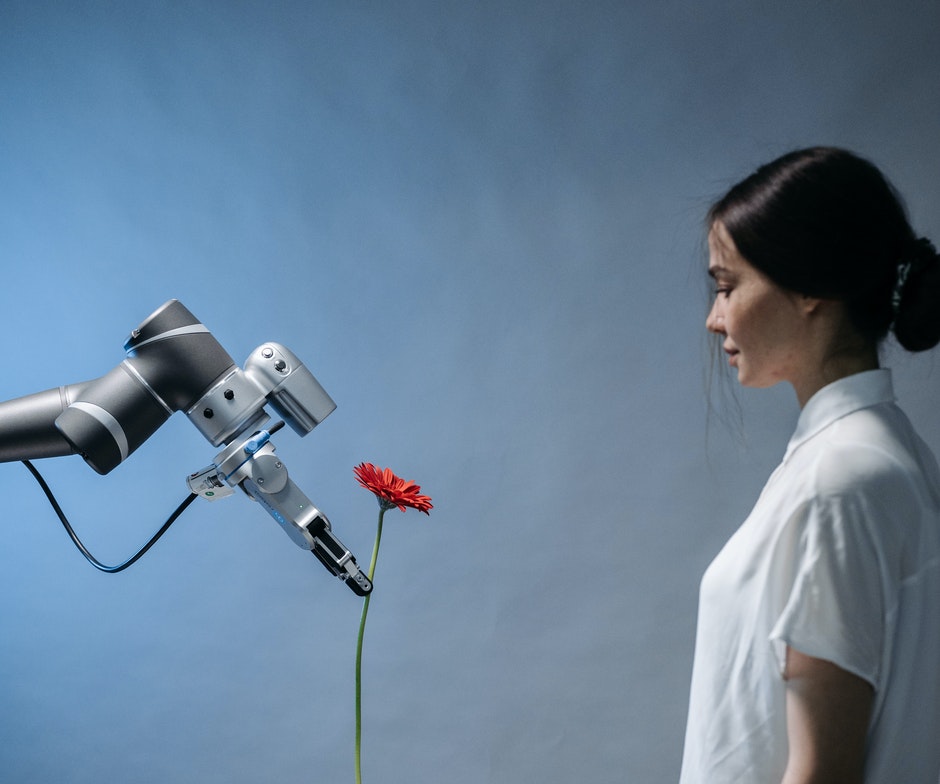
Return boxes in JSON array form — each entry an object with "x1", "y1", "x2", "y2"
[{"x1": 22, "y1": 460, "x2": 196, "y2": 573}]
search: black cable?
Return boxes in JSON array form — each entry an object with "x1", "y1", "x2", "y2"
[{"x1": 21, "y1": 460, "x2": 198, "y2": 574}]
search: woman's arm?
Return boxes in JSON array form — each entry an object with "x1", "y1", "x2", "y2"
[{"x1": 781, "y1": 646, "x2": 874, "y2": 784}]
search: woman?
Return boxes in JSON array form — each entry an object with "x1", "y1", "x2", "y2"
[{"x1": 680, "y1": 147, "x2": 940, "y2": 784}]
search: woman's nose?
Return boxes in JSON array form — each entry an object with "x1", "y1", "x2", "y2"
[{"x1": 706, "y1": 301, "x2": 724, "y2": 334}]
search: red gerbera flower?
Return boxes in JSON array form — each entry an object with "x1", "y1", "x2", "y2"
[
  {"x1": 352, "y1": 462, "x2": 432, "y2": 781},
  {"x1": 353, "y1": 462, "x2": 433, "y2": 514}
]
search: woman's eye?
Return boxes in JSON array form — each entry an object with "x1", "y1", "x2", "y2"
[{"x1": 715, "y1": 287, "x2": 732, "y2": 298}]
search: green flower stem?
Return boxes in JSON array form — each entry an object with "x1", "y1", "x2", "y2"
[{"x1": 355, "y1": 506, "x2": 386, "y2": 784}]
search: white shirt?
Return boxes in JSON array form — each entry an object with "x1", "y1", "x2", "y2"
[{"x1": 680, "y1": 369, "x2": 940, "y2": 783}]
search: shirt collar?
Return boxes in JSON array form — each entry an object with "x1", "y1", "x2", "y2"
[{"x1": 784, "y1": 368, "x2": 895, "y2": 462}]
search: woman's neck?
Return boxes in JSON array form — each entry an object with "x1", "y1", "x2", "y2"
[{"x1": 792, "y1": 347, "x2": 880, "y2": 408}]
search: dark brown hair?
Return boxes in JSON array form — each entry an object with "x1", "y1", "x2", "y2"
[{"x1": 709, "y1": 147, "x2": 940, "y2": 352}]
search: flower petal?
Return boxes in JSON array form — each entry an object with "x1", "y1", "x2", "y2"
[{"x1": 354, "y1": 463, "x2": 433, "y2": 515}]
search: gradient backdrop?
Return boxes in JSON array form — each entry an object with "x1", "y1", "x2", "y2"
[{"x1": 2, "y1": 2, "x2": 939, "y2": 782}]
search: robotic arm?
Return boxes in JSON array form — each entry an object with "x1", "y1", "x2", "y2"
[{"x1": 0, "y1": 299, "x2": 372, "y2": 596}]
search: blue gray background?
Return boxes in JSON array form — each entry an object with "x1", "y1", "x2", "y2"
[{"x1": 2, "y1": 2, "x2": 939, "y2": 782}]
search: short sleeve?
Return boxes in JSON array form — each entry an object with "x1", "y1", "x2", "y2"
[{"x1": 768, "y1": 493, "x2": 885, "y2": 688}]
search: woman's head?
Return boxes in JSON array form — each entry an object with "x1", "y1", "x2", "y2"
[
  {"x1": 706, "y1": 221, "x2": 824, "y2": 399},
  {"x1": 708, "y1": 146, "x2": 940, "y2": 353}
]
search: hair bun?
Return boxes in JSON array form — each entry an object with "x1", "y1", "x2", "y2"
[
  {"x1": 893, "y1": 236, "x2": 940, "y2": 352},
  {"x1": 909, "y1": 236, "x2": 937, "y2": 267}
]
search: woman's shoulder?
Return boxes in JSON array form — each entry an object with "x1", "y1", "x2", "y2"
[{"x1": 810, "y1": 401, "x2": 940, "y2": 505}]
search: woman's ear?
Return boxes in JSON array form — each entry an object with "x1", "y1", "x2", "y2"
[
  {"x1": 799, "y1": 294, "x2": 824, "y2": 317},
  {"x1": 784, "y1": 290, "x2": 823, "y2": 318}
]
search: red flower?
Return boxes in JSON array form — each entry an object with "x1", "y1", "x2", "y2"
[{"x1": 354, "y1": 463, "x2": 433, "y2": 514}]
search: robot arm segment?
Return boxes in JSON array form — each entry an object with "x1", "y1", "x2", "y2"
[
  {"x1": 1, "y1": 299, "x2": 369, "y2": 595},
  {"x1": 56, "y1": 300, "x2": 240, "y2": 474},
  {"x1": 0, "y1": 301, "x2": 238, "y2": 475},
  {"x1": 0, "y1": 383, "x2": 92, "y2": 463},
  {"x1": 188, "y1": 423, "x2": 372, "y2": 596}
]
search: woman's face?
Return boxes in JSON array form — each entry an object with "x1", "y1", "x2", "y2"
[{"x1": 706, "y1": 222, "x2": 813, "y2": 393}]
